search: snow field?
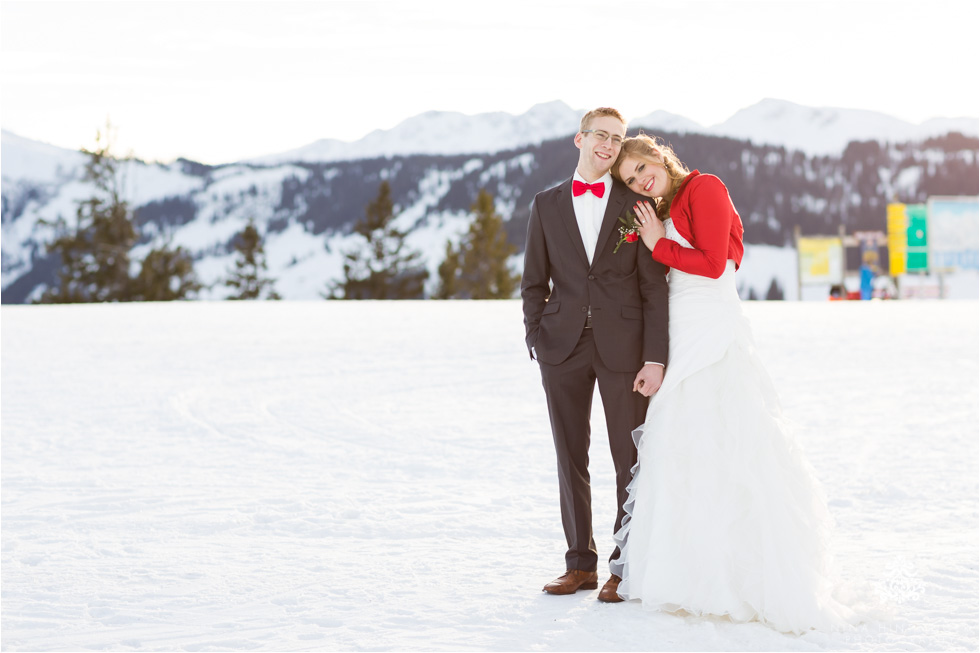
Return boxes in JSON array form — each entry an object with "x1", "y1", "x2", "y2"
[{"x1": 1, "y1": 300, "x2": 977, "y2": 650}]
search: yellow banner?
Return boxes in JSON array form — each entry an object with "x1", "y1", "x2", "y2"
[
  {"x1": 887, "y1": 203, "x2": 907, "y2": 275},
  {"x1": 798, "y1": 237, "x2": 844, "y2": 283}
]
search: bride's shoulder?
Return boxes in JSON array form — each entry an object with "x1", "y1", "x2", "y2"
[
  {"x1": 684, "y1": 173, "x2": 734, "y2": 204},
  {"x1": 689, "y1": 173, "x2": 727, "y2": 191}
]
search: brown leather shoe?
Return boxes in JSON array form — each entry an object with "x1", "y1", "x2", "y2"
[
  {"x1": 597, "y1": 575, "x2": 623, "y2": 602},
  {"x1": 542, "y1": 569, "x2": 599, "y2": 595}
]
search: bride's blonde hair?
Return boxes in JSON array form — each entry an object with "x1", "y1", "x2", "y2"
[{"x1": 612, "y1": 134, "x2": 690, "y2": 219}]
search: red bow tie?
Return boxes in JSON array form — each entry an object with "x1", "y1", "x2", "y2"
[{"x1": 572, "y1": 180, "x2": 605, "y2": 198}]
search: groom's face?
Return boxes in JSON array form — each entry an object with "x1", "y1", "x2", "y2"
[{"x1": 574, "y1": 115, "x2": 626, "y2": 179}]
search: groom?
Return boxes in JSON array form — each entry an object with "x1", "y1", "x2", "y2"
[{"x1": 521, "y1": 107, "x2": 668, "y2": 602}]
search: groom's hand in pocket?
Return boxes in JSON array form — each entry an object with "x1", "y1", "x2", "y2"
[{"x1": 633, "y1": 364, "x2": 664, "y2": 397}]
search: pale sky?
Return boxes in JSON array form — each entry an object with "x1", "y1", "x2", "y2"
[{"x1": 2, "y1": 0, "x2": 978, "y2": 165}]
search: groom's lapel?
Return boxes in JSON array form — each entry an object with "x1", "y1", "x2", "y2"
[
  {"x1": 556, "y1": 179, "x2": 590, "y2": 267},
  {"x1": 593, "y1": 182, "x2": 628, "y2": 266}
]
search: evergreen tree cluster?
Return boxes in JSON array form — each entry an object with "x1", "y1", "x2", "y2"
[
  {"x1": 330, "y1": 183, "x2": 520, "y2": 300},
  {"x1": 39, "y1": 125, "x2": 282, "y2": 303},
  {"x1": 39, "y1": 127, "x2": 201, "y2": 304},
  {"x1": 225, "y1": 220, "x2": 281, "y2": 300},
  {"x1": 436, "y1": 189, "x2": 520, "y2": 299},
  {"x1": 329, "y1": 181, "x2": 429, "y2": 299}
]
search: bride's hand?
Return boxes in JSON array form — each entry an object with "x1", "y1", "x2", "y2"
[{"x1": 635, "y1": 201, "x2": 664, "y2": 251}]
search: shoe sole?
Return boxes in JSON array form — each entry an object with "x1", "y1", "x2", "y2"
[
  {"x1": 542, "y1": 581, "x2": 599, "y2": 594},
  {"x1": 596, "y1": 594, "x2": 623, "y2": 603}
]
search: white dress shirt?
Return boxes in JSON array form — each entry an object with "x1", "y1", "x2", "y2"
[{"x1": 571, "y1": 170, "x2": 612, "y2": 265}]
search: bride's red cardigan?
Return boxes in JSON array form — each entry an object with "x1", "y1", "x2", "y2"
[{"x1": 651, "y1": 170, "x2": 745, "y2": 279}]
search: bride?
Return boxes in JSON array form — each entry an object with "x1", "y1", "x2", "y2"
[{"x1": 609, "y1": 134, "x2": 855, "y2": 633}]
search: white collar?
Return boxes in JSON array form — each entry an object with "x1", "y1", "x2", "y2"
[{"x1": 573, "y1": 170, "x2": 612, "y2": 187}]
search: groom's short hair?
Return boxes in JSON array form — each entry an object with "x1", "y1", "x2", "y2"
[{"x1": 580, "y1": 107, "x2": 627, "y2": 132}]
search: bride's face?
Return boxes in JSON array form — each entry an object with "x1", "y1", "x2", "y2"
[{"x1": 618, "y1": 155, "x2": 669, "y2": 198}]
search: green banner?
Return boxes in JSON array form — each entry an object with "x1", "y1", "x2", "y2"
[{"x1": 906, "y1": 204, "x2": 928, "y2": 271}]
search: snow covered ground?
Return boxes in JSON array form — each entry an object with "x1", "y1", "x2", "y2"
[{"x1": 2, "y1": 300, "x2": 977, "y2": 651}]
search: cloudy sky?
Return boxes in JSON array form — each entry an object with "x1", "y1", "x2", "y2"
[{"x1": 2, "y1": 0, "x2": 978, "y2": 164}]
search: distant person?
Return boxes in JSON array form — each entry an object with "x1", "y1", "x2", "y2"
[
  {"x1": 860, "y1": 250, "x2": 878, "y2": 300},
  {"x1": 521, "y1": 109, "x2": 668, "y2": 602},
  {"x1": 609, "y1": 134, "x2": 855, "y2": 632}
]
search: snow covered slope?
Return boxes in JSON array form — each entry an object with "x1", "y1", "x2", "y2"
[
  {"x1": 247, "y1": 99, "x2": 978, "y2": 164},
  {"x1": 2, "y1": 300, "x2": 977, "y2": 650},
  {"x1": 710, "y1": 98, "x2": 979, "y2": 155},
  {"x1": 249, "y1": 101, "x2": 584, "y2": 165},
  {"x1": 1, "y1": 129, "x2": 87, "y2": 186}
]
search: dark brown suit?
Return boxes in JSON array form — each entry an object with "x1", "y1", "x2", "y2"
[{"x1": 522, "y1": 177, "x2": 668, "y2": 573}]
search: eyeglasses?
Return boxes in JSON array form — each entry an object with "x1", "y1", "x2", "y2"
[{"x1": 581, "y1": 129, "x2": 623, "y2": 145}]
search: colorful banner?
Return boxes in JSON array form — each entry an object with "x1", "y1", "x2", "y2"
[
  {"x1": 887, "y1": 203, "x2": 907, "y2": 276},
  {"x1": 906, "y1": 204, "x2": 928, "y2": 271},
  {"x1": 928, "y1": 197, "x2": 980, "y2": 271},
  {"x1": 798, "y1": 237, "x2": 844, "y2": 284}
]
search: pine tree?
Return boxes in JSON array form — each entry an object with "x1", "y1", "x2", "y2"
[
  {"x1": 40, "y1": 125, "x2": 137, "y2": 303},
  {"x1": 38, "y1": 123, "x2": 203, "y2": 304},
  {"x1": 435, "y1": 241, "x2": 461, "y2": 300},
  {"x1": 329, "y1": 181, "x2": 428, "y2": 299},
  {"x1": 436, "y1": 188, "x2": 520, "y2": 299},
  {"x1": 225, "y1": 219, "x2": 281, "y2": 300},
  {"x1": 765, "y1": 278, "x2": 785, "y2": 301},
  {"x1": 131, "y1": 242, "x2": 203, "y2": 301}
]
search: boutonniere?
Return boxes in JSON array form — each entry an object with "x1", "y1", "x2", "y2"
[{"x1": 613, "y1": 210, "x2": 640, "y2": 253}]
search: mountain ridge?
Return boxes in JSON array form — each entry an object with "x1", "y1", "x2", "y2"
[
  {"x1": 4, "y1": 98, "x2": 976, "y2": 175},
  {"x1": 247, "y1": 98, "x2": 978, "y2": 165}
]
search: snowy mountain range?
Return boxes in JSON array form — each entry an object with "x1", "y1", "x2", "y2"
[
  {"x1": 247, "y1": 98, "x2": 978, "y2": 165},
  {"x1": 4, "y1": 98, "x2": 976, "y2": 183},
  {"x1": 2, "y1": 99, "x2": 978, "y2": 304}
]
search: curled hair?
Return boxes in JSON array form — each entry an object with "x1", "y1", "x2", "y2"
[
  {"x1": 579, "y1": 107, "x2": 626, "y2": 132},
  {"x1": 612, "y1": 133, "x2": 691, "y2": 219}
]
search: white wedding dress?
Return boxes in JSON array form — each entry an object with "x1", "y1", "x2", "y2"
[{"x1": 612, "y1": 219, "x2": 855, "y2": 634}]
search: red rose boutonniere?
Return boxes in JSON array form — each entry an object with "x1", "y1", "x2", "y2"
[{"x1": 613, "y1": 210, "x2": 641, "y2": 254}]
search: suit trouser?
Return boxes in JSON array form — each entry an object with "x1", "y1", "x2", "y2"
[{"x1": 538, "y1": 327, "x2": 647, "y2": 573}]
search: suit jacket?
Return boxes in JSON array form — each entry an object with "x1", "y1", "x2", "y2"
[{"x1": 521, "y1": 177, "x2": 669, "y2": 372}]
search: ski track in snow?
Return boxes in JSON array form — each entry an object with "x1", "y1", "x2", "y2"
[{"x1": 1, "y1": 300, "x2": 977, "y2": 651}]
